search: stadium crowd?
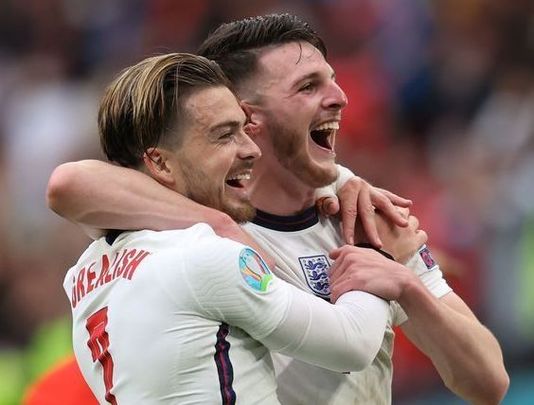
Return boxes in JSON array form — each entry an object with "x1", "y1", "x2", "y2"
[{"x1": 0, "y1": 0, "x2": 532, "y2": 403}]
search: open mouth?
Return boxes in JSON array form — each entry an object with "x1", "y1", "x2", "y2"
[
  {"x1": 225, "y1": 172, "x2": 251, "y2": 189},
  {"x1": 310, "y1": 121, "x2": 338, "y2": 150}
]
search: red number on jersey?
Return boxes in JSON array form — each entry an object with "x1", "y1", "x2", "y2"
[{"x1": 86, "y1": 307, "x2": 117, "y2": 405}]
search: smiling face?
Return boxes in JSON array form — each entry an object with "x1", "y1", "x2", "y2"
[
  {"x1": 164, "y1": 86, "x2": 261, "y2": 222},
  {"x1": 246, "y1": 41, "x2": 348, "y2": 188}
]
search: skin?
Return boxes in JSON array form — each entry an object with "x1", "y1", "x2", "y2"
[
  {"x1": 242, "y1": 42, "x2": 346, "y2": 214},
  {"x1": 146, "y1": 86, "x2": 259, "y2": 223}
]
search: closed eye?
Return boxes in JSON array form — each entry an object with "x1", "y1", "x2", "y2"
[
  {"x1": 299, "y1": 82, "x2": 316, "y2": 93},
  {"x1": 218, "y1": 132, "x2": 235, "y2": 142}
]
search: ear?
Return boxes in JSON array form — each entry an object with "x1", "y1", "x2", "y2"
[
  {"x1": 143, "y1": 147, "x2": 175, "y2": 187},
  {"x1": 240, "y1": 101, "x2": 262, "y2": 138}
]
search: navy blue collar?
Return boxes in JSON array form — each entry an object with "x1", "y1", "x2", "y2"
[
  {"x1": 252, "y1": 206, "x2": 318, "y2": 232},
  {"x1": 105, "y1": 229, "x2": 124, "y2": 245}
]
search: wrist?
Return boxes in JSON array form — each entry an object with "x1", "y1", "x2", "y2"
[
  {"x1": 355, "y1": 242, "x2": 395, "y2": 261},
  {"x1": 397, "y1": 272, "x2": 427, "y2": 309},
  {"x1": 207, "y1": 210, "x2": 239, "y2": 234},
  {"x1": 335, "y1": 164, "x2": 356, "y2": 191}
]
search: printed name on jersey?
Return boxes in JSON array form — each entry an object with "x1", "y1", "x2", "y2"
[
  {"x1": 298, "y1": 255, "x2": 331, "y2": 297},
  {"x1": 238, "y1": 248, "x2": 273, "y2": 292},
  {"x1": 70, "y1": 248, "x2": 151, "y2": 308},
  {"x1": 419, "y1": 246, "x2": 437, "y2": 270}
]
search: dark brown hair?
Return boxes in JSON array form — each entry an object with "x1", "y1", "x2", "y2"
[
  {"x1": 98, "y1": 53, "x2": 230, "y2": 168},
  {"x1": 198, "y1": 13, "x2": 326, "y2": 87}
]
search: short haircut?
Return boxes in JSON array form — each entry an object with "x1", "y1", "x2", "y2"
[
  {"x1": 99, "y1": 53, "x2": 231, "y2": 168},
  {"x1": 198, "y1": 13, "x2": 326, "y2": 88}
]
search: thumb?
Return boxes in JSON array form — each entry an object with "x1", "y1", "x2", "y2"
[
  {"x1": 329, "y1": 247, "x2": 343, "y2": 260},
  {"x1": 324, "y1": 196, "x2": 339, "y2": 216}
]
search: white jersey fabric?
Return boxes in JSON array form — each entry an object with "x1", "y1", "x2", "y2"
[
  {"x1": 64, "y1": 223, "x2": 394, "y2": 404},
  {"x1": 244, "y1": 207, "x2": 452, "y2": 405}
]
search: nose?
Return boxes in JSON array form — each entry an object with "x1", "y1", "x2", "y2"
[
  {"x1": 323, "y1": 81, "x2": 348, "y2": 111},
  {"x1": 238, "y1": 132, "x2": 262, "y2": 162}
]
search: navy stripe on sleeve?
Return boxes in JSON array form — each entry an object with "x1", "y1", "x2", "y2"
[{"x1": 214, "y1": 323, "x2": 236, "y2": 405}]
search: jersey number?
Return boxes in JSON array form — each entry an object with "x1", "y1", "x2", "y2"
[{"x1": 86, "y1": 307, "x2": 117, "y2": 404}]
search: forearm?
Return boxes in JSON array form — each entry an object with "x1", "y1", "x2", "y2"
[
  {"x1": 47, "y1": 160, "x2": 222, "y2": 233},
  {"x1": 262, "y1": 289, "x2": 389, "y2": 372},
  {"x1": 399, "y1": 283, "x2": 509, "y2": 404},
  {"x1": 47, "y1": 160, "x2": 275, "y2": 266}
]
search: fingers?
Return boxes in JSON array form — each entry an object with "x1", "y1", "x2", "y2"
[
  {"x1": 374, "y1": 197, "x2": 409, "y2": 228},
  {"x1": 328, "y1": 246, "x2": 351, "y2": 281},
  {"x1": 317, "y1": 198, "x2": 339, "y2": 217},
  {"x1": 329, "y1": 245, "x2": 365, "y2": 282},
  {"x1": 357, "y1": 187, "x2": 383, "y2": 248},
  {"x1": 397, "y1": 206, "x2": 410, "y2": 218},
  {"x1": 375, "y1": 188, "x2": 412, "y2": 208},
  {"x1": 338, "y1": 180, "x2": 362, "y2": 245},
  {"x1": 337, "y1": 180, "x2": 414, "y2": 246},
  {"x1": 407, "y1": 214, "x2": 419, "y2": 231},
  {"x1": 416, "y1": 229, "x2": 428, "y2": 247},
  {"x1": 322, "y1": 196, "x2": 340, "y2": 216},
  {"x1": 329, "y1": 247, "x2": 343, "y2": 260},
  {"x1": 338, "y1": 178, "x2": 384, "y2": 247},
  {"x1": 314, "y1": 185, "x2": 339, "y2": 216},
  {"x1": 330, "y1": 278, "x2": 356, "y2": 303}
]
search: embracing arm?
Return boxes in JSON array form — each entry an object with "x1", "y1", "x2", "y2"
[
  {"x1": 188, "y1": 239, "x2": 390, "y2": 373},
  {"x1": 46, "y1": 160, "x2": 227, "y2": 236},
  {"x1": 400, "y1": 289, "x2": 509, "y2": 405},
  {"x1": 46, "y1": 160, "x2": 274, "y2": 265},
  {"x1": 262, "y1": 288, "x2": 389, "y2": 372}
]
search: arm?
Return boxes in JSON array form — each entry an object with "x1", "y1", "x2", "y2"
[
  {"x1": 188, "y1": 240, "x2": 390, "y2": 373},
  {"x1": 263, "y1": 287, "x2": 388, "y2": 372},
  {"x1": 316, "y1": 164, "x2": 412, "y2": 246},
  {"x1": 400, "y1": 287, "x2": 509, "y2": 404},
  {"x1": 330, "y1": 212, "x2": 509, "y2": 404},
  {"x1": 47, "y1": 160, "x2": 228, "y2": 237},
  {"x1": 47, "y1": 160, "x2": 275, "y2": 267}
]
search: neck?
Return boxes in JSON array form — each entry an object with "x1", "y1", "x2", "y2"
[{"x1": 249, "y1": 158, "x2": 316, "y2": 216}]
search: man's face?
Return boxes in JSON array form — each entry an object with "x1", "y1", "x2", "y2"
[
  {"x1": 166, "y1": 86, "x2": 261, "y2": 223},
  {"x1": 248, "y1": 41, "x2": 348, "y2": 188}
]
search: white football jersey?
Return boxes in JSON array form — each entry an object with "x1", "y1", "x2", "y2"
[
  {"x1": 64, "y1": 224, "x2": 288, "y2": 404},
  {"x1": 244, "y1": 207, "x2": 451, "y2": 405},
  {"x1": 65, "y1": 223, "x2": 396, "y2": 404}
]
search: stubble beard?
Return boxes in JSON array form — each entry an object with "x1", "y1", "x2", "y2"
[
  {"x1": 181, "y1": 159, "x2": 256, "y2": 224},
  {"x1": 268, "y1": 118, "x2": 337, "y2": 189}
]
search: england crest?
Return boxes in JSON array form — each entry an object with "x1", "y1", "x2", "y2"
[{"x1": 298, "y1": 255, "x2": 331, "y2": 297}]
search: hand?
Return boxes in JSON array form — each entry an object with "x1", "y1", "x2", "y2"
[
  {"x1": 317, "y1": 177, "x2": 412, "y2": 247},
  {"x1": 329, "y1": 246, "x2": 416, "y2": 303},
  {"x1": 355, "y1": 208, "x2": 428, "y2": 264}
]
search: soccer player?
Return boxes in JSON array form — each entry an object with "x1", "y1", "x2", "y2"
[
  {"x1": 67, "y1": 52, "x2": 429, "y2": 404},
  {"x1": 48, "y1": 14, "x2": 509, "y2": 404}
]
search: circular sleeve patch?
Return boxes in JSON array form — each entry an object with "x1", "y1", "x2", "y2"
[{"x1": 238, "y1": 248, "x2": 273, "y2": 292}]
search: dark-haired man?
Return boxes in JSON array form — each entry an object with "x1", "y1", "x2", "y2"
[{"x1": 48, "y1": 14, "x2": 508, "y2": 404}]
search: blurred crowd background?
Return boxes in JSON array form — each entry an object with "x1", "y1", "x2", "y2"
[{"x1": 0, "y1": 0, "x2": 533, "y2": 403}]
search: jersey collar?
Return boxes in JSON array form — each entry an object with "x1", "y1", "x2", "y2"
[
  {"x1": 105, "y1": 229, "x2": 124, "y2": 245},
  {"x1": 251, "y1": 206, "x2": 319, "y2": 232}
]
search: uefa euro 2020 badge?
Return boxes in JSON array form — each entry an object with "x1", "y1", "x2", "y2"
[{"x1": 239, "y1": 248, "x2": 273, "y2": 292}]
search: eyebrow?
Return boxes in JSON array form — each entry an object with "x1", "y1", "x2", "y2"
[
  {"x1": 293, "y1": 70, "x2": 337, "y2": 88},
  {"x1": 209, "y1": 119, "x2": 245, "y2": 134}
]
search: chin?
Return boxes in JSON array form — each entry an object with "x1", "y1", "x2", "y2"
[
  {"x1": 223, "y1": 202, "x2": 257, "y2": 224},
  {"x1": 302, "y1": 159, "x2": 337, "y2": 188}
]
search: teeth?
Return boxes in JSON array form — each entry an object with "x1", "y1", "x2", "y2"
[
  {"x1": 313, "y1": 121, "x2": 339, "y2": 131},
  {"x1": 227, "y1": 173, "x2": 251, "y2": 181}
]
